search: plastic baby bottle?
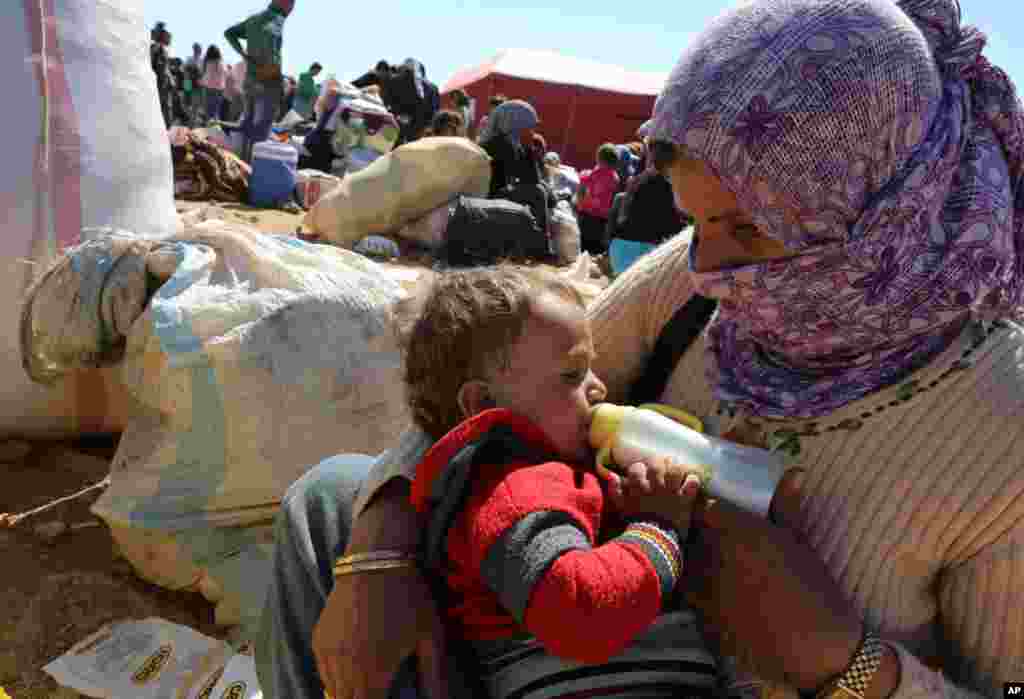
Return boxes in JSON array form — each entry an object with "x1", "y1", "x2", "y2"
[{"x1": 589, "y1": 403, "x2": 787, "y2": 518}]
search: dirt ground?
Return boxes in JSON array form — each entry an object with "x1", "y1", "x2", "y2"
[
  {"x1": 1, "y1": 201, "x2": 307, "y2": 699},
  {"x1": 0, "y1": 438, "x2": 227, "y2": 699},
  {"x1": 1, "y1": 200, "x2": 607, "y2": 698},
  {"x1": 175, "y1": 200, "x2": 309, "y2": 237}
]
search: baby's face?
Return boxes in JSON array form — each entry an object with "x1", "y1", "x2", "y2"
[{"x1": 489, "y1": 295, "x2": 607, "y2": 464}]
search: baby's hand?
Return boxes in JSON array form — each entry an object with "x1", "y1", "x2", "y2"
[{"x1": 606, "y1": 457, "x2": 703, "y2": 536}]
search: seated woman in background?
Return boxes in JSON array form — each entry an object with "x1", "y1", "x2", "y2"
[
  {"x1": 617, "y1": 166, "x2": 685, "y2": 245},
  {"x1": 605, "y1": 161, "x2": 688, "y2": 276},
  {"x1": 478, "y1": 99, "x2": 543, "y2": 195},
  {"x1": 477, "y1": 99, "x2": 550, "y2": 234}
]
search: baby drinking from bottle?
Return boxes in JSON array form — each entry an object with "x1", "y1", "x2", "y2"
[{"x1": 402, "y1": 265, "x2": 720, "y2": 698}]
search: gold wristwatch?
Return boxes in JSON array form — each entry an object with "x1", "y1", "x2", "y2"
[{"x1": 814, "y1": 631, "x2": 886, "y2": 699}]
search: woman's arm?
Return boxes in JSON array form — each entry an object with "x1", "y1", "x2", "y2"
[
  {"x1": 767, "y1": 473, "x2": 1017, "y2": 697},
  {"x1": 685, "y1": 494, "x2": 894, "y2": 694},
  {"x1": 687, "y1": 489, "x2": 998, "y2": 699},
  {"x1": 312, "y1": 478, "x2": 448, "y2": 699}
]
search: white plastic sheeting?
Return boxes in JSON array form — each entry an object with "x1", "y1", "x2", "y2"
[{"x1": 69, "y1": 221, "x2": 411, "y2": 637}]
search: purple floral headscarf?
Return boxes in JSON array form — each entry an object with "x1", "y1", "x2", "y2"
[{"x1": 647, "y1": 0, "x2": 1024, "y2": 419}]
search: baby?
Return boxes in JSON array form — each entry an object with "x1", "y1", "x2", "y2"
[{"x1": 402, "y1": 265, "x2": 718, "y2": 699}]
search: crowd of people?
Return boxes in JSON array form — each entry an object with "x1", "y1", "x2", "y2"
[
  {"x1": 149, "y1": 0, "x2": 686, "y2": 255},
  {"x1": 151, "y1": 0, "x2": 330, "y2": 162},
  {"x1": 149, "y1": 0, "x2": 449, "y2": 164},
  {"x1": 437, "y1": 94, "x2": 688, "y2": 258},
  {"x1": 150, "y1": 25, "x2": 256, "y2": 130}
]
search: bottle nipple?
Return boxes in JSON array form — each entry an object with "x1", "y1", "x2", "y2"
[{"x1": 588, "y1": 403, "x2": 627, "y2": 450}]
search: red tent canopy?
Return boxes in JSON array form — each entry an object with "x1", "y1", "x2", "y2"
[{"x1": 442, "y1": 49, "x2": 667, "y2": 169}]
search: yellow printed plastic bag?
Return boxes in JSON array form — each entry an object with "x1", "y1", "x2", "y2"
[{"x1": 42, "y1": 618, "x2": 230, "y2": 699}]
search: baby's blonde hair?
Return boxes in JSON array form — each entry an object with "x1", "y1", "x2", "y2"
[{"x1": 399, "y1": 265, "x2": 585, "y2": 440}]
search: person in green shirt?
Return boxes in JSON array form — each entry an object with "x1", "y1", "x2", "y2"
[
  {"x1": 224, "y1": 0, "x2": 294, "y2": 161},
  {"x1": 294, "y1": 62, "x2": 322, "y2": 119}
]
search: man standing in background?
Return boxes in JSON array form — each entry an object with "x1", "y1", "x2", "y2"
[{"x1": 225, "y1": 0, "x2": 294, "y2": 161}]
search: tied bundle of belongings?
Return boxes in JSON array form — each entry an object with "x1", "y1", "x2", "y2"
[
  {"x1": 20, "y1": 221, "x2": 412, "y2": 639},
  {"x1": 172, "y1": 130, "x2": 251, "y2": 203},
  {"x1": 304, "y1": 136, "x2": 491, "y2": 247}
]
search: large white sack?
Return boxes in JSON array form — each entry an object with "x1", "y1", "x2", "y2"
[
  {"x1": 2, "y1": 0, "x2": 176, "y2": 438},
  {"x1": 77, "y1": 222, "x2": 411, "y2": 636},
  {"x1": 304, "y1": 136, "x2": 491, "y2": 247}
]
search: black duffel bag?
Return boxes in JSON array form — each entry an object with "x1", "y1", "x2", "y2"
[
  {"x1": 441, "y1": 195, "x2": 550, "y2": 267},
  {"x1": 498, "y1": 181, "x2": 552, "y2": 239}
]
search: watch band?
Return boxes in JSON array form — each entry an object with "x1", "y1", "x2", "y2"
[{"x1": 815, "y1": 631, "x2": 886, "y2": 699}]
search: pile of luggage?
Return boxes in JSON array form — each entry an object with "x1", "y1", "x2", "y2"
[{"x1": 304, "y1": 136, "x2": 582, "y2": 267}]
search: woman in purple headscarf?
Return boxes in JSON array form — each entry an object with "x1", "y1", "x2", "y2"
[{"x1": 257, "y1": 2, "x2": 1024, "y2": 698}]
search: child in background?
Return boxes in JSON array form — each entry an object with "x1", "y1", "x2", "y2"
[
  {"x1": 402, "y1": 266, "x2": 716, "y2": 699},
  {"x1": 576, "y1": 143, "x2": 621, "y2": 255},
  {"x1": 200, "y1": 45, "x2": 227, "y2": 124},
  {"x1": 223, "y1": 60, "x2": 247, "y2": 121}
]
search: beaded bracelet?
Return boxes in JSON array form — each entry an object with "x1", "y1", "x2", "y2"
[
  {"x1": 620, "y1": 519, "x2": 684, "y2": 589},
  {"x1": 625, "y1": 522, "x2": 683, "y2": 579}
]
